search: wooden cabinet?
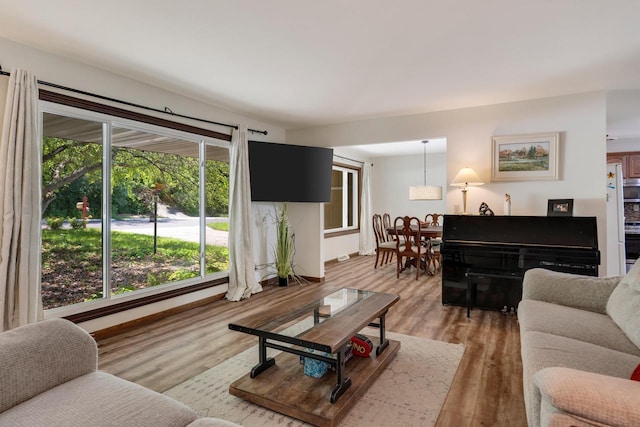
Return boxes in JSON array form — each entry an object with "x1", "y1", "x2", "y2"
[
  {"x1": 607, "y1": 153, "x2": 627, "y2": 177},
  {"x1": 607, "y1": 152, "x2": 640, "y2": 178},
  {"x1": 627, "y1": 155, "x2": 640, "y2": 178}
]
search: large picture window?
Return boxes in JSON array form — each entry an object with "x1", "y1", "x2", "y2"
[
  {"x1": 40, "y1": 104, "x2": 230, "y2": 313},
  {"x1": 324, "y1": 164, "x2": 360, "y2": 233}
]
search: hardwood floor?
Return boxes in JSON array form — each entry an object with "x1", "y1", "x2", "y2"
[{"x1": 97, "y1": 254, "x2": 527, "y2": 426}]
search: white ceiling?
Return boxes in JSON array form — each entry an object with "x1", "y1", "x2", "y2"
[
  {"x1": 2, "y1": 0, "x2": 640, "y2": 140},
  {"x1": 347, "y1": 138, "x2": 447, "y2": 158}
]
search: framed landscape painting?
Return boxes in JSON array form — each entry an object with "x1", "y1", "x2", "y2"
[{"x1": 491, "y1": 132, "x2": 559, "y2": 181}]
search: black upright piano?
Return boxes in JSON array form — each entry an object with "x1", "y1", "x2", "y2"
[{"x1": 441, "y1": 215, "x2": 600, "y2": 314}]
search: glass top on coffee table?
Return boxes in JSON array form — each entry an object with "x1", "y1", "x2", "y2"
[
  {"x1": 229, "y1": 287, "x2": 397, "y2": 353},
  {"x1": 228, "y1": 287, "x2": 399, "y2": 403}
]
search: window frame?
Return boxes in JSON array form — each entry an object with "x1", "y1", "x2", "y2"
[
  {"x1": 324, "y1": 162, "x2": 361, "y2": 235},
  {"x1": 39, "y1": 100, "x2": 231, "y2": 320}
]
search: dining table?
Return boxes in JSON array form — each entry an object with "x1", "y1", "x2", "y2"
[
  {"x1": 385, "y1": 222, "x2": 443, "y2": 276},
  {"x1": 385, "y1": 222, "x2": 443, "y2": 239}
]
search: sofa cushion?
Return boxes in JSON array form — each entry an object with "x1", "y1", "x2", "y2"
[
  {"x1": 0, "y1": 371, "x2": 199, "y2": 427},
  {"x1": 520, "y1": 331, "x2": 640, "y2": 427},
  {"x1": 535, "y1": 367, "x2": 640, "y2": 427},
  {"x1": 607, "y1": 260, "x2": 640, "y2": 349},
  {"x1": 521, "y1": 331, "x2": 640, "y2": 386},
  {"x1": 522, "y1": 268, "x2": 621, "y2": 314},
  {"x1": 518, "y1": 299, "x2": 640, "y2": 356}
]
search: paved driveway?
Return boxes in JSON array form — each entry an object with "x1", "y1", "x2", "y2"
[{"x1": 86, "y1": 217, "x2": 229, "y2": 247}]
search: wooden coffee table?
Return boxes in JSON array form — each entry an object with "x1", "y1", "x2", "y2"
[{"x1": 228, "y1": 288, "x2": 400, "y2": 427}]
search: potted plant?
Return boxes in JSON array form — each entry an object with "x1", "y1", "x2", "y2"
[{"x1": 274, "y1": 203, "x2": 295, "y2": 286}]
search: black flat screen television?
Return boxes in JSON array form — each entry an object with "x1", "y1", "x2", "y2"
[{"x1": 248, "y1": 141, "x2": 333, "y2": 203}]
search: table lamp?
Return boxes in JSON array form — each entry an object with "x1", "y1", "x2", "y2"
[{"x1": 451, "y1": 167, "x2": 484, "y2": 214}]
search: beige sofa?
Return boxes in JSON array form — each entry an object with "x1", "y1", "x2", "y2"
[
  {"x1": 0, "y1": 318, "x2": 239, "y2": 427},
  {"x1": 518, "y1": 267, "x2": 640, "y2": 427}
]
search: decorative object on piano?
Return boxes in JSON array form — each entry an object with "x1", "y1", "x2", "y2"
[
  {"x1": 504, "y1": 194, "x2": 511, "y2": 215},
  {"x1": 547, "y1": 198, "x2": 574, "y2": 217},
  {"x1": 409, "y1": 140, "x2": 443, "y2": 200},
  {"x1": 479, "y1": 202, "x2": 494, "y2": 216},
  {"x1": 451, "y1": 167, "x2": 484, "y2": 215},
  {"x1": 491, "y1": 132, "x2": 559, "y2": 182}
]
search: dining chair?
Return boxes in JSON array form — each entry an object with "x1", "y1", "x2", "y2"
[
  {"x1": 383, "y1": 212, "x2": 405, "y2": 244},
  {"x1": 382, "y1": 213, "x2": 392, "y2": 239},
  {"x1": 393, "y1": 216, "x2": 429, "y2": 280},
  {"x1": 424, "y1": 213, "x2": 443, "y2": 273},
  {"x1": 382, "y1": 213, "x2": 392, "y2": 230},
  {"x1": 424, "y1": 213, "x2": 442, "y2": 226},
  {"x1": 427, "y1": 241, "x2": 441, "y2": 274},
  {"x1": 373, "y1": 214, "x2": 396, "y2": 268}
]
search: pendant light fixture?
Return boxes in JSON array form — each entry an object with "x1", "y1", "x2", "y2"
[{"x1": 409, "y1": 140, "x2": 443, "y2": 200}]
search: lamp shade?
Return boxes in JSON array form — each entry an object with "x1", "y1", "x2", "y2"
[
  {"x1": 409, "y1": 185, "x2": 443, "y2": 200},
  {"x1": 451, "y1": 167, "x2": 484, "y2": 187}
]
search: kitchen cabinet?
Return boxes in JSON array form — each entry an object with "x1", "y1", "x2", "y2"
[
  {"x1": 627, "y1": 155, "x2": 640, "y2": 178},
  {"x1": 607, "y1": 152, "x2": 640, "y2": 178}
]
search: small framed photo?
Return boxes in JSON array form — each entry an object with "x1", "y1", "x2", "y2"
[
  {"x1": 547, "y1": 199, "x2": 573, "y2": 217},
  {"x1": 492, "y1": 132, "x2": 559, "y2": 181}
]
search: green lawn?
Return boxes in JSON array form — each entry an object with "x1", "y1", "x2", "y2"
[
  {"x1": 207, "y1": 221, "x2": 229, "y2": 232},
  {"x1": 41, "y1": 228, "x2": 229, "y2": 309}
]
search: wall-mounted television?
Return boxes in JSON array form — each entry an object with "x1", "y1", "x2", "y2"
[{"x1": 248, "y1": 141, "x2": 333, "y2": 203}]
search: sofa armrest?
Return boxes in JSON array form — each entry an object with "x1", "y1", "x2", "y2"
[
  {"x1": 534, "y1": 367, "x2": 640, "y2": 427},
  {"x1": 0, "y1": 318, "x2": 97, "y2": 413},
  {"x1": 522, "y1": 268, "x2": 621, "y2": 314}
]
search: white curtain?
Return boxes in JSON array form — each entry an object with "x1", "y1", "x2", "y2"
[
  {"x1": 0, "y1": 69, "x2": 42, "y2": 331},
  {"x1": 226, "y1": 125, "x2": 262, "y2": 301},
  {"x1": 359, "y1": 162, "x2": 375, "y2": 255}
]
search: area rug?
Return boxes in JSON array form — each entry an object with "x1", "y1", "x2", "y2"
[{"x1": 165, "y1": 327, "x2": 464, "y2": 427}]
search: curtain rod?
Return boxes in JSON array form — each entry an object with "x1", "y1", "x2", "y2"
[
  {"x1": 333, "y1": 154, "x2": 373, "y2": 166},
  {"x1": 0, "y1": 67, "x2": 268, "y2": 135}
]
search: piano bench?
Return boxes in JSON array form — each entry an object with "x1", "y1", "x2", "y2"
[{"x1": 465, "y1": 270, "x2": 523, "y2": 317}]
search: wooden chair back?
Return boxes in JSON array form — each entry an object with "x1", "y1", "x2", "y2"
[
  {"x1": 424, "y1": 213, "x2": 442, "y2": 226},
  {"x1": 382, "y1": 213, "x2": 392, "y2": 230},
  {"x1": 373, "y1": 214, "x2": 386, "y2": 243},
  {"x1": 372, "y1": 214, "x2": 395, "y2": 268},
  {"x1": 393, "y1": 216, "x2": 428, "y2": 280}
]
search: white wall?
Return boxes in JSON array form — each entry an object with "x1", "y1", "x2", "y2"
[
  {"x1": 289, "y1": 203, "x2": 324, "y2": 278},
  {"x1": 324, "y1": 234, "x2": 358, "y2": 262},
  {"x1": 288, "y1": 92, "x2": 613, "y2": 276},
  {"x1": 0, "y1": 38, "x2": 284, "y2": 140},
  {"x1": 607, "y1": 139, "x2": 640, "y2": 152},
  {"x1": 371, "y1": 152, "x2": 447, "y2": 219}
]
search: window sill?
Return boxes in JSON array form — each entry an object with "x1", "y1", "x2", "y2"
[
  {"x1": 46, "y1": 275, "x2": 228, "y2": 324},
  {"x1": 324, "y1": 229, "x2": 360, "y2": 238}
]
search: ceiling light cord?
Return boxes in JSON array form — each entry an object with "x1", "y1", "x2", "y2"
[
  {"x1": 422, "y1": 140, "x2": 428, "y2": 186},
  {"x1": 408, "y1": 139, "x2": 442, "y2": 200},
  {"x1": 0, "y1": 66, "x2": 268, "y2": 135}
]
